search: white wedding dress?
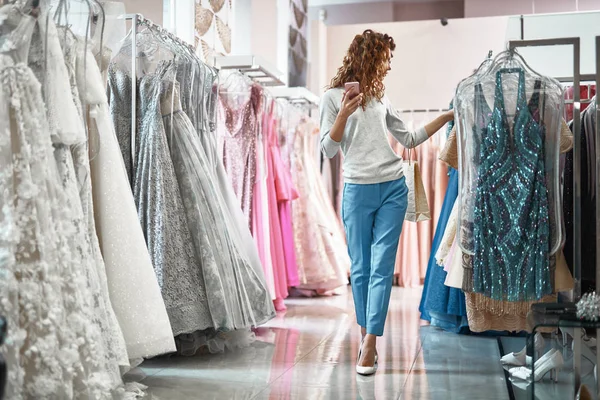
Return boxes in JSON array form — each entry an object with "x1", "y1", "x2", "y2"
[
  {"x1": 84, "y1": 37, "x2": 176, "y2": 363},
  {"x1": 0, "y1": 5, "x2": 122, "y2": 398},
  {"x1": 50, "y1": 0, "x2": 176, "y2": 363}
]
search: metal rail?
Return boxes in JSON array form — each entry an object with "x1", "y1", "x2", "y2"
[{"x1": 509, "y1": 37, "x2": 584, "y2": 400}]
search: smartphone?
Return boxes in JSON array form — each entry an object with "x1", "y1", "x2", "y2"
[{"x1": 344, "y1": 82, "x2": 360, "y2": 98}]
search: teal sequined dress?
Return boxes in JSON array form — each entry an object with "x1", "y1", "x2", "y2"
[{"x1": 472, "y1": 69, "x2": 552, "y2": 302}]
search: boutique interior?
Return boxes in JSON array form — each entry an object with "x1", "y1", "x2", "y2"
[{"x1": 3, "y1": 0, "x2": 600, "y2": 399}]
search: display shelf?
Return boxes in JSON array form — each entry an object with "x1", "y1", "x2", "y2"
[
  {"x1": 508, "y1": 36, "x2": 591, "y2": 399},
  {"x1": 270, "y1": 86, "x2": 320, "y2": 106},
  {"x1": 527, "y1": 310, "x2": 600, "y2": 400},
  {"x1": 214, "y1": 55, "x2": 285, "y2": 87}
]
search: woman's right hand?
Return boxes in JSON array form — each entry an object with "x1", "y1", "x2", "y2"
[{"x1": 339, "y1": 91, "x2": 363, "y2": 119}]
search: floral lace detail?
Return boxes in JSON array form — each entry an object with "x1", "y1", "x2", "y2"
[
  {"x1": 59, "y1": 28, "x2": 129, "y2": 369},
  {"x1": 1, "y1": 6, "x2": 126, "y2": 397},
  {"x1": 27, "y1": 10, "x2": 86, "y2": 146},
  {"x1": 0, "y1": 61, "x2": 119, "y2": 398}
]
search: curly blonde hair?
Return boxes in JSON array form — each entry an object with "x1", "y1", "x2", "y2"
[{"x1": 328, "y1": 29, "x2": 395, "y2": 108}]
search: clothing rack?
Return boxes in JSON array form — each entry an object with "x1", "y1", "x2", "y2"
[
  {"x1": 558, "y1": 74, "x2": 597, "y2": 83},
  {"x1": 270, "y1": 86, "x2": 320, "y2": 107},
  {"x1": 508, "y1": 37, "x2": 588, "y2": 399},
  {"x1": 594, "y1": 35, "x2": 600, "y2": 398},
  {"x1": 123, "y1": 13, "x2": 198, "y2": 170},
  {"x1": 399, "y1": 108, "x2": 450, "y2": 113},
  {"x1": 561, "y1": 82, "x2": 596, "y2": 105}
]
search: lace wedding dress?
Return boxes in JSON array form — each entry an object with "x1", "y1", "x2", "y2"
[{"x1": 0, "y1": 5, "x2": 122, "y2": 398}]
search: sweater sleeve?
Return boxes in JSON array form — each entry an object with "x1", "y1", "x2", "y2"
[
  {"x1": 385, "y1": 96, "x2": 429, "y2": 149},
  {"x1": 319, "y1": 90, "x2": 342, "y2": 159}
]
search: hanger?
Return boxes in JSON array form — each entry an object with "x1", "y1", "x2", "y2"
[{"x1": 89, "y1": 0, "x2": 105, "y2": 68}]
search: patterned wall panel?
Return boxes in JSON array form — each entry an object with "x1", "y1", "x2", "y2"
[
  {"x1": 195, "y1": 0, "x2": 232, "y2": 64},
  {"x1": 288, "y1": 0, "x2": 307, "y2": 87}
]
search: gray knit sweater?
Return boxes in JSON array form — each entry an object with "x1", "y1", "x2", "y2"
[{"x1": 319, "y1": 88, "x2": 428, "y2": 185}]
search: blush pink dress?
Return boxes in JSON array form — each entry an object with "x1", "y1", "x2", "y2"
[
  {"x1": 219, "y1": 83, "x2": 284, "y2": 309},
  {"x1": 268, "y1": 107, "x2": 300, "y2": 288},
  {"x1": 253, "y1": 135, "x2": 277, "y2": 302},
  {"x1": 218, "y1": 83, "x2": 263, "y2": 230},
  {"x1": 292, "y1": 119, "x2": 349, "y2": 291},
  {"x1": 263, "y1": 107, "x2": 290, "y2": 310}
]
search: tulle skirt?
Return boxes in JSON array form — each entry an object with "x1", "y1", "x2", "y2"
[{"x1": 163, "y1": 109, "x2": 275, "y2": 353}]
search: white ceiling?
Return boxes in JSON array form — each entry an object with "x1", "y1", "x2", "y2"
[{"x1": 308, "y1": 0, "x2": 458, "y2": 7}]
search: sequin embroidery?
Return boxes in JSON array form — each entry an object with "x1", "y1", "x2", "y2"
[{"x1": 471, "y1": 69, "x2": 552, "y2": 302}]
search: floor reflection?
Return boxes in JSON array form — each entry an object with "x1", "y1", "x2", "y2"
[{"x1": 133, "y1": 287, "x2": 513, "y2": 400}]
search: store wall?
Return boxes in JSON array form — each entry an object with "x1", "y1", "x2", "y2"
[
  {"x1": 251, "y1": 0, "x2": 279, "y2": 68},
  {"x1": 316, "y1": 9, "x2": 600, "y2": 110},
  {"x1": 309, "y1": 19, "x2": 328, "y2": 95},
  {"x1": 393, "y1": 1, "x2": 464, "y2": 21},
  {"x1": 321, "y1": 17, "x2": 509, "y2": 110},
  {"x1": 232, "y1": 0, "x2": 252, "y2": 55},
  {"x1": 308, "y1": 1, "x2": 463, "y2": 25},
  {"x1": 308, "y1": 2, "x2": 395, "y2": 25},
  {"x1": 506, "y1": 11, "x2": 600, "y2": 77},
  {"x1": 121, "y1": 0, "x2": 164, "y2": 25},
  {"x1": 172, "y1": 0, "x2": 194, "y2": 44},
  {"x1": 464, "y1": 0, "x2": 600, "y2": 17}
]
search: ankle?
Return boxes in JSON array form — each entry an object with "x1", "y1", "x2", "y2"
[{"x1": 363, "y1": 334, "x2": 377, "y2": 348}]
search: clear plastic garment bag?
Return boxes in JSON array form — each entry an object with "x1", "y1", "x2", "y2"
[{"x1": 454, "y1": 50, "x2": 565, "y2": 302}]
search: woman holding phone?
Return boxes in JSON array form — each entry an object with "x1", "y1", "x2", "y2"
[{"x1": 319, "y1": 29, "x2": 454, "y2": 376}]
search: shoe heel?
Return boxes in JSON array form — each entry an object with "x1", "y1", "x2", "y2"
[{"x1": 549, "y1": 368, "x2": 559, "y2": 383}]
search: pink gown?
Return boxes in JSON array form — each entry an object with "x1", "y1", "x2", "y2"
[
  {"x1": 218, "y1": 83, "x2": 263, "y2": 230},
  {"x1": 263, "y1": 108, "x2": 290, "y2": 309},
  {"x1": 269, "y1": 110, "x2": 300, "y2": 288},
  {"x1": 219, "y1": 84, "x2": 283, "y2": 308},
  {"x1": 253, "y1": 136, "x2": 277, "y2": 302},
  {"x1": 292, "y1": 119, "x2": 349, "y2": 291}
]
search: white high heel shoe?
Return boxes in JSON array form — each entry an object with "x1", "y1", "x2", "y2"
[
  {"x1": 356, "y1": 341, "x2": 377, "y2": 376},
  {"x1": 510, "y1": 349, "x2": 564, "y2": 382},
  {"x1": 571, "y1": 338, "x2": 598, "y2": 365},
  {"x1": 501, "y1": 332, "x2": 545, "y2": 366},
  {"x1": 561, "y1": 327, "x2": 597, "y2": 348}
]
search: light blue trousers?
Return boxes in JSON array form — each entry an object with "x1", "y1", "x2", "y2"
[{"x1": 342, "y1": 177, "x2": 408, "y2": 336}]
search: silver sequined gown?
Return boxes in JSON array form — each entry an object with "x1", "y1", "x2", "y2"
[
  {"x1": 108, "y1": 59, "x2": 274, "y2": 353},
  {"x1": 109, "y1": 64, "x2": 210, "y2": 337}
]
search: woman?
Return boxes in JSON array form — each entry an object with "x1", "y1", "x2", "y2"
[{"x1": 319, "y1": 30, "x2": 454, "y2": 375}]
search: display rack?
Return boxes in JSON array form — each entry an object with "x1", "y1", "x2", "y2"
[
  {"x1": 124, "y1": 13, "x2": 139, "y2": 171},
  {"x1": 124, "y1": 13, "x2": 197, "y2": 171},
  {"x1": 214, "y1": 55, "x2": 286, "y2": 87},
  {"x1": 508, "y1": 36, "x2": 600, "y2": 399},
  {"x1": 508, "y1": 38, "x2": 582, "y2": 304},
  {"x1": 270, "y1": 86, "x2": 320, "y2": 107},
  {"x1": 398, "y1": 108, "x2": 450, "y2": 114},
  {"x1": 594, "y1": 34, "x2": 600, "y2": 399}
]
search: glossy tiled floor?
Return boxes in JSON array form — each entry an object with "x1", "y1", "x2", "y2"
[{"x1": 130, "y1": 287, "x2": 515, "y2": 400}]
